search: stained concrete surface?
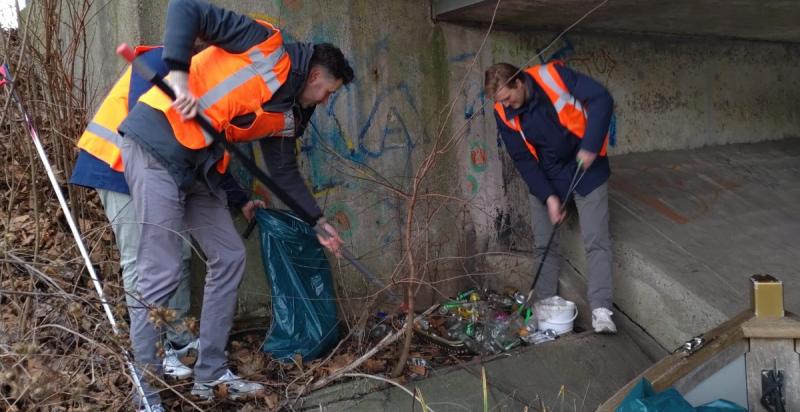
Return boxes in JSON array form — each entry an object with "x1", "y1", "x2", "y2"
[
  {"x1": 299, "y1": 330, "x2": 657, "y2": 411},
  {"x1": 434, "y1": 0, "x2": 800, "y2": 43},
  {"x1": 561, "y1": 138, "x2": 800, "y2": 349}
]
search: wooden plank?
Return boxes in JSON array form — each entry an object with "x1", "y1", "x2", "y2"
[
  {"x1": 597, "y1": 309, "x2": 753, "y2": 411},
  {"x1": 742, "y1": 314, "x2": 800, "y2": 338},
  {"x1": 745, "y1": 338, "x2": 800, "y2": 411}
]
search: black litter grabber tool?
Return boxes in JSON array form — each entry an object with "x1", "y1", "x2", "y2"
[
  {"x1": 506, "y1": 161, "x2": 587, "y2": 329},
  {"x1": 116, "y1": 44, "x2": 400, "y2": 304},
  {"x1": 0, "y1": 63, "x2": 154, "y2": 412}
]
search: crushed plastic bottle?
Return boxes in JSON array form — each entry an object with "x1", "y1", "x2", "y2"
[{"x1": 521, "y1": 328, "x2": 558, "y2": 345}]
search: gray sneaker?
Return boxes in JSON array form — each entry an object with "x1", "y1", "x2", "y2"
[{"x1": 191, "y1": 369, "x2": 265, "y2": 400}]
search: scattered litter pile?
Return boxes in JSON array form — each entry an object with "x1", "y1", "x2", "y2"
[{"x1": 413, "y1": 288, "x2": 560, "y2": 356}]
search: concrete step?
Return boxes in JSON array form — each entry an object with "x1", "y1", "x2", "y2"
[
  {"x1": 298, "y1": 323, "x2": 658, "y2": 411},
  {"x1": 561, "y1": 138, "x2": 800, "y2": 349}
]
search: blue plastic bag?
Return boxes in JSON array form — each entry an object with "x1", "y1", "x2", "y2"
[
  {"x1": 617, "y1": 379, "x2": 746, "y2": 412},
  {"x1": 256, "y1": 209, "x2": 339, "y2": 361}
]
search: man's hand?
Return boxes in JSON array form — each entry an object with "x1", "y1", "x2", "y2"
[
  {"x1": 576, "y1": 149, "x2": 596, "y2": 170},
  {"x1": 166, "y1": 70, "x2": 198, "y2": 120},
  {"x1": 546, "y1": 195, "x2": 566, "y2": 225},
  {"x1": 241, "y1": 200, "x2": 266, "y2": 222},
  {"x1": 315, "y1": 219, "x2": 343, "y2": 257}
]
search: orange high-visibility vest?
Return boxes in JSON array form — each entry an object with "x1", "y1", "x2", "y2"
[
  {"x1": 76, "y1": 45, "x2": 162, "y2": 172},
  {"x1": 494, "y1": 62, "x2": 609, "y2": 161},
  {"x1": 138, "y1": 20, "x2": 291, "y2": 174}
]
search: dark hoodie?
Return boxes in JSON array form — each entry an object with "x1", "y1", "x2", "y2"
[{"x1": 119, "y1": 0, "x2": 321, "y2": 219}]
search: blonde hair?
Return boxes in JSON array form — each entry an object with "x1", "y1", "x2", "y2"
[{"x1": 484, "y1": 63, "x2": 522, "y2": 97}]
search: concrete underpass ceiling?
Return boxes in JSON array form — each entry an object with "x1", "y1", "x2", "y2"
[{"x1": 433, "y1": 0, "x2": 800, "y2": 43}]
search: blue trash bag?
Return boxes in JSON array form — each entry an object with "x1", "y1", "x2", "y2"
[
  {"x1": 256, "y1": 209, "x2": 339, "y2": 361},
  {"x1": 617, "y1": 379, "x2": 746, "y2": 412}
]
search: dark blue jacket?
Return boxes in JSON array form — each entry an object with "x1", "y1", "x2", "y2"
[
  {"x1": 495, "y1": 64, "x2": 613, "y2": 204},
  {"x1": 69, "y1": 46, "x2": 249, "y2": 209}
]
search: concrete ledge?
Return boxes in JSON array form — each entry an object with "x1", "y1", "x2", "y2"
[
  {"x1": 562, "y1": 139, "x2": 800, "y2": 350},
  {"x1": 299, "y1": 331, "x2": 653, "y2": 411}
]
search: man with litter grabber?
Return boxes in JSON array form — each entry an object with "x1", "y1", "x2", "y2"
[
  {"x1": 116, "y1": 0, "x2": 353, "y2": 409},
  {"x1": 485, "y1": 60, "x2": 617, "y2": 335},
  {"x1": 69, "y1": 45, "x2": 266, "y2": 382}
]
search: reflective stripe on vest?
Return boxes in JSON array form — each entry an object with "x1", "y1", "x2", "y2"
[
  {"x1": 77, "y1": 46, "x2": 166, "y2": 172},
  {"x1": 138, "y1": 20, "x2": 291, "y2": 173},
  {"x1": 494, "y1": 101, "x2": 538, "y2": 161},
  {"x1": 197, "y1": 47, "x2": 286, "y2": 118},
  {"x1": 494, "y1": 62, "x2": 608, "y2": 160},
  {"x1": 76, "y1": 66, "x2": 132, "y2": 172}
]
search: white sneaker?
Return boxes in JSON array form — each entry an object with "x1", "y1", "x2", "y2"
[
  {"x1": 191, "y1": 369, "x2": 265, "y2": 400},
  {"x1": 163, "y1": 344, "x2": 193, "y2": 379},
  {"x1": 592, "y1": 308, "x2": 617, "y2": 334}
]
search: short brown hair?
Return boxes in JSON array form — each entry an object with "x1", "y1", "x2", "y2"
[{"x1": 484, "y1": 63, "x2": 523, "y2": 97}]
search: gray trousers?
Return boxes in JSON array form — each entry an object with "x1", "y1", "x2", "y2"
[
  {"x1": 97, "y1": 189, "x2": 193, "y2": 346},
  {"x1": 121, "y1": 138, "x2": 245, "y2": 404},
  {"x1": 530, "y1": 182, "x2": 613, "y2": 310}
]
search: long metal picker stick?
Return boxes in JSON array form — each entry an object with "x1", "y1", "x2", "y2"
[
  {"x1": 0, "y1": 63, "x2": 154, "y2": 411},
  {"x1": 116, "y1": 45, "x2": 400, "y2": 304}
]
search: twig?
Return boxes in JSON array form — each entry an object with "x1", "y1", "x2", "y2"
[{"x1": 305, "y1": 304, "x2": 439, "y2": 392}]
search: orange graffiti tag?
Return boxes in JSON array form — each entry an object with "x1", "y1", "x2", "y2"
[{"x1": 471, "y1": 148, "x2": 487, "y2": 168}]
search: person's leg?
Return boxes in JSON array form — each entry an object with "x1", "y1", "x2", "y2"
[
  {"x1": 575, "y1": 182, "x2": 616, "y2": 333},
  {"x1": 574, "y1": 182, "x2": 614, "y2": 311},
  {"x1": 183, "y1": 181, "x2": 263, "y2": 400},
  {"x1": 164, "y1": 241, "x2": 194, "y2": 347},
  {"x1": 96, "y1": 189, "x2": 140, "y2": 309},
  {"x1": 121, "y1": 138, "x2": 188, "y2": 406},
  {"x1": 530, "y1": 194, "x2": 561, "y2": 300},
  {"x1": 182, "y1": 181, "x2": 246, "y2": 382},
  {"x1": 99, "y1": 186, "x2": 194, "y2": 382}
]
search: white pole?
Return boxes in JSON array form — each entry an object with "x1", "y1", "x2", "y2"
[{"x1": 3, "y1": 68, "x2": 152, "y2": 412}]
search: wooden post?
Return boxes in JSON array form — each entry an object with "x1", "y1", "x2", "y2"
[{"x1": 743, "y1": 274, "x2": 800, "y2": 411}]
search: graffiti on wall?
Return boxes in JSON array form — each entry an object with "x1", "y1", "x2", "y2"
[
  {"x1": 448, "y1": 52, "x2": 492, "y2": 198},
  {"x1": 539, "y1": 35, "x2": 619, "y2": 147},
  {"x1": 300, "y1": 81, "x2": 419, "y2": 194},
  {"x1": 236, "y1": 30, "x2": 423, "y2": 239},
  {"x1": 538, "y1": 36, "x2": 618, "y2": 83}
]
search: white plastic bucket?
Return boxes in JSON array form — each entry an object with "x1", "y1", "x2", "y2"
[{"x1": 534, "y1": 300, "x2": 578, "y2": 335}]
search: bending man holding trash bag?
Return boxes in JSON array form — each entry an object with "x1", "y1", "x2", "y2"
[
  {"x1": 117, "y1": 0, "x2": 353, "y2": 409},
  {"x1": 70, "y1": 44, "x2": 268, "y2": 383},
  {"x1": 484, "y1": 61, "x2": 617, "y2": 335}
]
